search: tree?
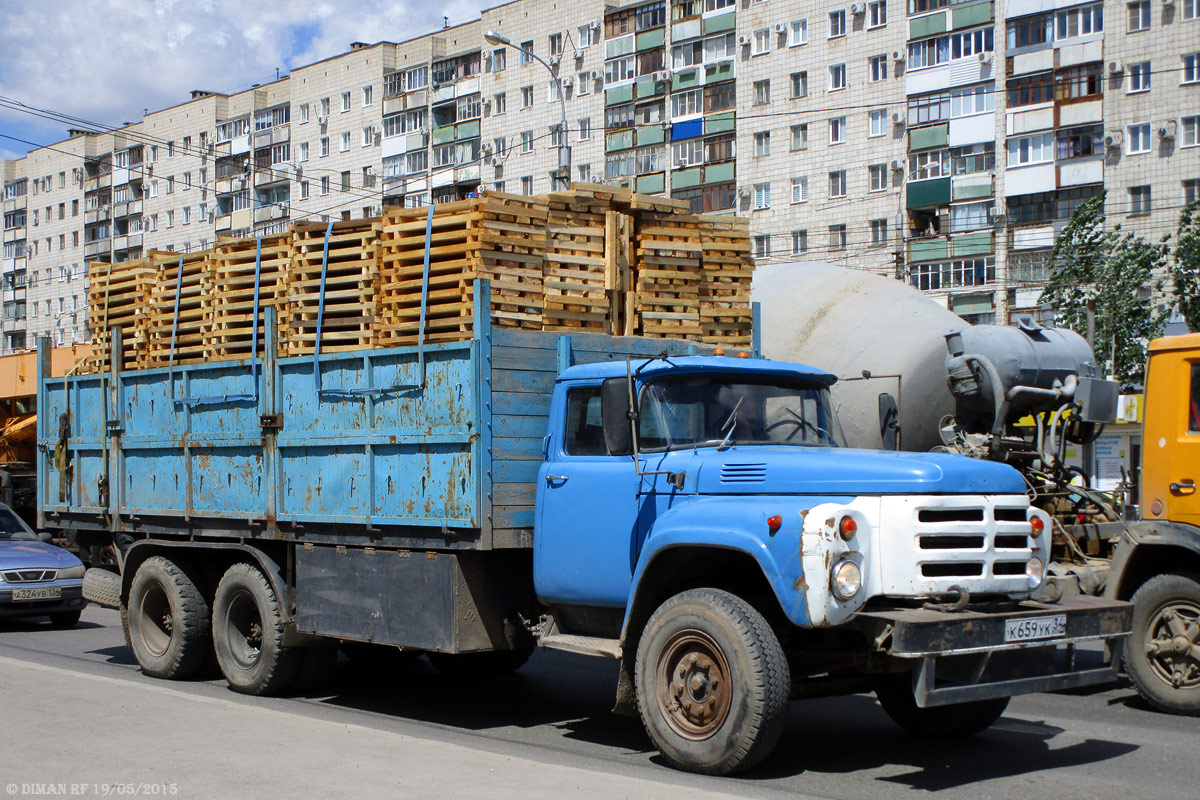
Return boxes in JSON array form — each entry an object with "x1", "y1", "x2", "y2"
[
  {"x1": 1039, "y1": 193, "x2": 1167, "y2": 382},
  {"x1": 1169, "y1": 200, "x2": 1200, "y2": 332}
]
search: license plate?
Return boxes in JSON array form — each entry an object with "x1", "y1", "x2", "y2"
[
  {"x1": 1004, "y1": 613, "x2": 1067, "y2": 643},
  {"x1": 11, "y1": 586, "x2": 61, "y2": 601}
]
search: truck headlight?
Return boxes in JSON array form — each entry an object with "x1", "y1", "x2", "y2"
[
  {"x1": 831, "y1": 559, "x2": 862, "y2": 600},
  {"x1": 1026, "y1": 557, "x2": 1045, "y2": 589},
  {"x1": 58, "y1": 565, "x2": 85, "y2": 580}
]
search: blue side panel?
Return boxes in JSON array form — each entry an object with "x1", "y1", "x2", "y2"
[{"x1": 39, "y1": 370, "x2": 107, "y2": 514}]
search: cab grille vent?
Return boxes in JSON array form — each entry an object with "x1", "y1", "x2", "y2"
[{"x1": 720, "y1": 463, "x2": 767, "y2": 483}]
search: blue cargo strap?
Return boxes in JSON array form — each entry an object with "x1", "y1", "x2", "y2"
[
  {"x1": 171, "y1": 241, "x2": 262, "y2": 407},
  {"x1": 316, "y1": 206, "x2": 432, "y2": 398}
]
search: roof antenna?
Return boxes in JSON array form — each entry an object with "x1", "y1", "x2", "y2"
[
  {"x1": 276, "y1": 67, "x2": 280, "y2": 80},
  {"x1": 443, "y1": 16, "x2": 449, "y2": 27}
]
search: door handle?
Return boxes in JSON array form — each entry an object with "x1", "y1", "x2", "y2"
[
  {"x1": 545, "y1": 474, "x2": 569, "y2": 485},
  {"x1": 1171, "y1": 481, "x2": 1196, "y2": 495}
]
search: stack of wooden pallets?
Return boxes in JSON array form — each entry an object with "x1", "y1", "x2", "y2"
[{"x1": 79, "y1": 185, "x2": 755, "y2": 373}]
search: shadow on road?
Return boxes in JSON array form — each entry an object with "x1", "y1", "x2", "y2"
[{"x1": 0, "y1": 618, "x2": 103, "y2": 633}]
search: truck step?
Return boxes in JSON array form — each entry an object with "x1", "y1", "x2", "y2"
[{"x1": 538, "y1": 633, "x2": 622, "y2": 660}]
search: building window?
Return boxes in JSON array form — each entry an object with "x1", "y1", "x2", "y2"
[
  {"x1": 829, "y1": 224, "x2": 847, "y2": 250},
  {"x1": 1056, "y1": 3, "x2": 1104, "y2": 39},
  {"x1": 341, "y1": 91, "x2": 351, "y2": 112},
  {"x1": 1129, "y1": 61, "x2": 1151, "y2": 92},
  {"x1": 829, "y1": 9, "x2": 846, "y2": 38},
  {"x1": 868, "y1": 0, "x2": 887, "y2": 28},
  {"x1": 320, "y1": 176, "x2": 330, "y2": 195},
  {"x1": 869, "y1": 55, "x2": 888, "y2": 82},
  {"x1": 789, "y1": 19, "x2": 808, "y2": 46},
  {"x1": 791, "y1": 176, "x2": 808, "y2": 203},
  {"x1": 340, "y1": 171, "x2": 351, "y2": 191},
  {"x1": 870, "y1": 219, "x2": 888, "y2": 245},
  {"x1": 362, "y1": 85, "x2": 373, "y2": 106},
  {"x1": 1006, "y1": 73, "x2": 1054, "y2": 107},
  {"x1": 672, "y1": 89, "x2": 702, "y2": 117},
  {"x1": 1128, "y1": 0, "x2": 1150, "y2": 32},
  {"x1": 753, "y1": 182, "x2": 771, "y2": 209},
  {"x1": 829, "y1": 63, "x2": 847, "y2": 91},
  {"x1": 320, "y1": 137, "x2": 330, "y2": 157},
  {"x1": 521, "y1": 86, "x2": 534, "y2": 108},
  {"x1": 521, "y1": 131, "x2": 534, "y2": 153},
  {"x1": 1007, "y1": 132, "x2": 1055, "y2": 165},
  {"x1": 1180, "y1": 115, "x2": 1199, "y2": 147},
  {"x1": 790, "y1": 72, "x2": 808, "y2": 99},
  {"x1": 791, "y1": 230, "x2": 808, "y2": 255},
  {"x1": 829, "y1": 170, "x2": 847, "y2": 198},
  {"x1": 521, "y1": 175, "x2": 534, "y2": 195},
  {"x1": 1056, "y1": 125, "x2": 1103, "y2": 159},
  {"x1": 606, "y1": 54, "x2": 635, "y2": 83},
  {"x1": 1184, "y1": 179, "x2": 1200, "y2": 205},
  {"x1": 1129, "y1": 185, "x2": 1152, "y2": 215},
  {"x1": 753, "y1": 235, "x2": 770, "y2": 258},
  {"x1": 753, "y1": 79, "x2": 771, "y2": 105},
  {"x1": 950, "y1": 201, "x2": 993, "y2": 231},
  {"x1": 1185, "y1": 54, "x2": 1200, "y2": 84},
  {"x1": 1185, "y1": 0, "x2": 1199, "y2": 19},
  {"x1": 869, "y1": 164, "x2": 888, "y2": 191},
  {"x1": 341, "y1": 132, "x2": 351, "y2": 152},
  {"x1": 829, "y1": 117, "x2": 846, "y2": 144},
  {"x1": 754, "y1": 131, "x2": 771, "y2": 157},
  {"x1": 519, "y1": 41, "x2": 534, "y2": 66},
  {"x1": 300, "y1": 181, "x2": 309, "y2": 200},
  {"x1": 549, "y1": 32, "x2": 564, "y2": 57},
  {"x1": 494, "y1": 92, "x2": 507, "y2": 115},
  {"x1": 1127, "y1": 122, "x2": 1151, "y2": 153},
  {"x1": 788, "y1": 124, "x2": 808, "y2": 152},
  {"x1": 752, "y1": 28, "x2": 771, "y2": 55},
  {"x1": 579, "y1": 117, "x2": 591, "y2": 140},
  {"x1": 869, "y1": 109, "x2": 887, "y2": 137}
]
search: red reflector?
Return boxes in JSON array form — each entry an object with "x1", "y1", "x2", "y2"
[
  {"x1": 1076, "y1": 513, "x2": 1086, "y2": 523},
  {"x1": 839, "y1": 516, "x2": 857, "y2": 539},
  {"x1": 767, "y1": 514, "x2": 783, "y2": 534},
  {"x1": 1031, "y1": 516, "x2": 1045, "y2": 533}
]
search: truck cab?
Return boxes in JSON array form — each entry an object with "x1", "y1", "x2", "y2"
[{"x1": 534, "y1": 354, "x2": 1130, "y2": 773}]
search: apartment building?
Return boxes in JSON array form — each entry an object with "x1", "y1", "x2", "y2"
[{"x1": 1, "y1": 0, "x2": 1197, "y2": 353}]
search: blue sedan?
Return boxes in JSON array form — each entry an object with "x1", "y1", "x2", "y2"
[{"x1": 0, "y1": 504, "x2": 87, "y2": 627}]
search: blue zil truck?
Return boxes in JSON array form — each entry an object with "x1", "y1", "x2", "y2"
[{"x1": 40, "y1": 286, "x2": 1131, "y2": 775}]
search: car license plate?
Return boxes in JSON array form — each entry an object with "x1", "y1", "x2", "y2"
[
  {"x1": 11, "y1": 586, "x2": 61, "y2": 601},
  {"x1": 1004, "y1": 613, "x2": 1066, "y2": 643}
]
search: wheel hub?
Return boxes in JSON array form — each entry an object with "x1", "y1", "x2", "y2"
[
  {"x1": 656, "y1": 630, "x2": 733, "y2": 741},
  {"x1": 1144, "y1": 601, "x2": 1200, "y2": 690}
]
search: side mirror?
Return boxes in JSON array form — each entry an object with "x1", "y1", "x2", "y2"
[
  {"x1": 878, "y1": 392, "x2": 900, "y2": 451},
  {"x1": 37, "y1": 531, "x2": 53, "y2": 543},
  {"x1": 601, "y1": 377, "x2": 634, "y2": 456}
]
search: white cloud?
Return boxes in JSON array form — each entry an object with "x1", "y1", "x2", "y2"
[{"x1": 0, "y1": 0, "x2": 487, "y2": 147}]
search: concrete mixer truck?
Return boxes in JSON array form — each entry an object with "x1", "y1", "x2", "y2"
[{"x1": 754, "y1": 262, "x2": 1200, "y2": 715}]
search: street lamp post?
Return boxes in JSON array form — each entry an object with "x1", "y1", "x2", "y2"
[{"x1": 483, "y1": 30, "x2": 571, "y2": 188}]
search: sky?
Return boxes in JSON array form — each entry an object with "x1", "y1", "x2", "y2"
[{"x1": 0, "y1": 0, "x2": 490, "y2": 162}]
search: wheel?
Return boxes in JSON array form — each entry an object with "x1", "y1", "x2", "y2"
[
  {"x1": 83, "y1": 567, "x2": 122, "y2": 609},
  {"x1": 291, "y1": 646, "x2": 339, "y2": 694},
  {"x1": 1126, "y1": 572, "x2": 1200, "y2": 715},
  {"x1": 875, "y1": 674, "x2": 1009, "y2": 738},
  {"x1": 634, "y1": 588, "x2": 790, "y2": 775},
  {"x1": 126, "y1": 556, "x2": 212, "y2": 680},
  {"x1": 48, "y1": 610, "x2": 82, "y2": 628},
  {"x1": 427, "y1": 647, "x2": 532, "y2": 677},
  {"x1": 212, "y1": 562, "x2": 299, "y2": 695}
]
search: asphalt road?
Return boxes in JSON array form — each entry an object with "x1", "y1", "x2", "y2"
[{"x1": 1, "y1": 605, "x2": 1197, "y2": 800}]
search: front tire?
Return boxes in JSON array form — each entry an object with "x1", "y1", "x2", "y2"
[
  {"x1": 126, "y1": 556, "x2": 212, "y2": 680},
  {"x1": 1126, "y1": 572, "x2": 1200, "y2": 715},
  {"x1": 634, "y1": 588, "x2": 790, "y2": 775},
  {"x1": 212, "y1": 563, "x2": 299, "y2": 695},
  {"x1": 875, "y1": 674, "x2": 1009, "y2": 738}
]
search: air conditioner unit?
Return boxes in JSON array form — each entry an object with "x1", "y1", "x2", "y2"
[
  {"x1": 773, "y1": 22, "x2": 785, "y2": 33},
  {"x1": 573, "y1": 50, "x2": 583, "y2": 61},
  {"x1": 560, "y1": 76, "x2": 573, "y2": 89},
  {"x1": 850, "y1": 2, "x2": 866, "y2": 14},
  {"x1": 977, "y1": 51, "x2": 993, "y2": 64},
  {"x1": 736, "y1": 186, "x2": 751, "y2": 199},
  {"x1": 1159, "y1": 120, "x2": 1177, "y2": 139},
  {"x1": 674, "y1": 158, "x2": 689, "y2": 168},
  {"x1": 417, "y1": 126, "x2": 429, "y2": 137},
  {"x1": 548, "y1": 54, "x2": 561, "y2": 66},
  {"x1": 892, "y1": 50, "x2": 904, "y2": 62},
  {"x1": 365, "y1": 166, "x2": 376, "y2": 175},
  {"x1": 1108, "y1": 60, "x2": 1124, "y2": 74},
  {"x1": 589, "y1": 20, "x2": 599, "y2": 30},
  {"x1": 490, "y1": 156, "x2": 504, "y2": 168},
  {"x1": 1104, "y1": 130, "x2": 1123, "y2": 148},
  {"x1": 890, "y1": 159, "x2": 904, "y2": 171},
  {"x1": 481, "y1": 142, "x2": 494, "y2": 156},
  {"x1": 589, "y1": 70, "x2": 602, "y2": 81},
  {"x1": 737, "y1": 35, "x2": 750, "y2": 46},
  {"x1": 654, "y1": 70, "x2": 671, "y2": 83},
  {"x1": 317, "y1": 115, "x2": 328, "y2": 126},
  {"x1": 891, "y1": 111, "x2": 904, "y2": 124}
]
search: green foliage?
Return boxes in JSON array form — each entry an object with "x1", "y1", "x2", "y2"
[
  {"x1": 1039, "y1": 192, "x2": 1167, "y2": 382},
  {"x1": 1170, "y1": 200, "x2": 1200, "y2": 332}
]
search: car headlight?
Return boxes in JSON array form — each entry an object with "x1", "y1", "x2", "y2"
[
  {"x1": 831, "y1": 559, "x2": 862, "y2": 600},
  {"x1": 58, "y1": 565, "x2": 85, "y2": 580},
  {"x1": 1026, "y1": 556, "x2": 1045, "y2": 589}
]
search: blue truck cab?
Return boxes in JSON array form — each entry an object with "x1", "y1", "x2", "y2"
[{"x1": 42, "y1": 293, "x2": 1130, "y2": 776}]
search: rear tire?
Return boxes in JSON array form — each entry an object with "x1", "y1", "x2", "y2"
[
  {"x1": 634, "y1": 588, "x2": 790, "y2": 775},
  {"x1": 126, "y1": 556, "x2": 211, "y2": 680},
  {"x1": 427, "y1": 647, "x2": 532, "y2": 677},
  {"x1": 212, "y1": 562, "x2": 299, "y2": 695},
  {"x1": 875, "y1": 674, "x2": 1009, "y2": 738},
  {"x1": 48, "y1": 610, "x2": 82, "y2": 628},
  {"x1": 1125, "y1": 572, "x2": 1200, "y2": 715}
]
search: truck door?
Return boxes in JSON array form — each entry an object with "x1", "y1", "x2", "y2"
[
  {"x1": 535, "y1": 384, "x2": 642, "y2": 608},
  {"x1": 1168, "y1": 361, "x2": 1200, "y2": 526}
]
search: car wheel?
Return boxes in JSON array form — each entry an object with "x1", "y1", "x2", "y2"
[{"x1": 1126, "y1": 572, "x2": 1200, "y2": 715}]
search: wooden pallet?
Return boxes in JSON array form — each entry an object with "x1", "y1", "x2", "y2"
[
  {"x1": 85, "y1": 258, "x2": 155, "y2": 372},
  {"x1": 634, "y1": 211, "x2": 703, "y2": 339},
  {"x1": 697, "y1": 216, "x2": 754, "y2": 346},
  {"x1": 208, "y1": 234, "x2": 291, "y2": 360},
  {"x1": 143, "y1": 251, "x2": 214, "y2": 367},
  {"x1": 542, "y1": 190, "x2": 611, "y2": 332},
  {"x1": 287, "y1": 219, "x2": 380, "y2": 355}
]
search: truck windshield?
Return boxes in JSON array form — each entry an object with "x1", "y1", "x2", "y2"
[{"x1": 638, "y1": 374, "x2": 845, "y2": 452}]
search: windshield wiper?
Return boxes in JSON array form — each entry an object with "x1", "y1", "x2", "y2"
[{"x1": 716, "y1": 396, "x2": 744, "y2": 451}]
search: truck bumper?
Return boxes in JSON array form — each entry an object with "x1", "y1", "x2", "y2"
[{"x1": 857, "y1": 594, "x2": 1132, "y2": 708}]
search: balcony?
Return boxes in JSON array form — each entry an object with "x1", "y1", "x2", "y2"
[
  {"x1": 255, "y1": 167, "x2": 290, "y2": 186},
  {"x1": 253, "y1": 203, "x2": 289, "y2": 224},
  {"x1": 2, "y1": 196, "x2": 27, "y2": 213},
  {"x1": 84, "y1": 173, "x2": 112, "y2": 192},
  {"x1": 215, "y1": 213, "x2": 232, "y2": 232},
  {"x1": 83, "y1": 240, "x2": 110, "y2": 258}
]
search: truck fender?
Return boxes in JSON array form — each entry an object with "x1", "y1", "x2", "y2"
[
  {"x1": 121, "y1": 540, "x2": 293, "y2": 622},
  {"x1": 1106, "y1": 520, "x2": 1200, "y2": 600}
]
